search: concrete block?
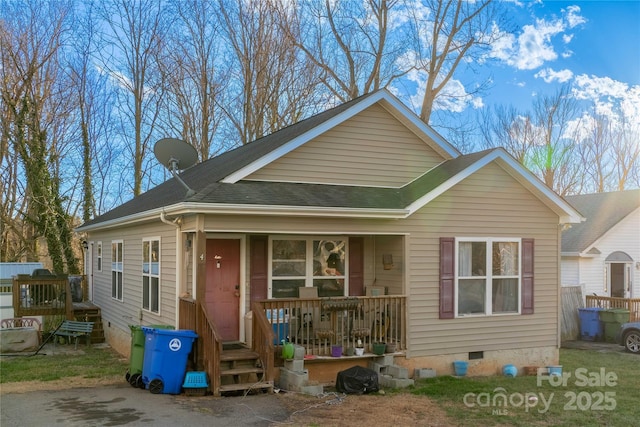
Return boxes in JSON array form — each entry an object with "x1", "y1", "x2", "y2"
[
  {"x1": 368, "y1": 361, "x2": 387, "y2": 374},
  {"x1": 386, "y1": 365, "x2": 409, "y2": 379},
  {"x1": 293, "y1": 345, "x2": 305, "y2": 360},
  {"x1": 374, "y1": 355, "x2": 395, "y2": 366},
  {"x1": 414, "y1": 368, "x2": 436, "y2": 379},
  {"x1": 300, "y1": 384, "x2": 324, "y2": 397},
  {"x1": 284, "y1": 359, "x2": 305, "y2": 372},
  {"x1": 279, "y1": 367, "x2": 309, "y2": 389},
  {"x1": 379, "y1": 375, "x2": 415, "y2": 389}
]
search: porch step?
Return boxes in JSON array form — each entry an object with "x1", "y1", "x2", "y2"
[
  {"x1": 219, "y1": 381, "x2": 274, "y2": 393},
  {"x1": 218, "y1": 347, "x2": 273, "y2": 395},
  {"x1": 73, "y1": 305, "x2": 104, "y2": 344},
  {"x1": 220, "y1": 367, "x2": 265, "y2": 376}
]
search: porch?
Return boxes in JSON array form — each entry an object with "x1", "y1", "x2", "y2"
[
  {"x1": 8, "y1": 275, "x2": 104, "y2": 343},
  {"x1": 178, "y1": 294, "x2": 406, "y2": 396}
]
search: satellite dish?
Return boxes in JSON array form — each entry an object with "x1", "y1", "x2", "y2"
[
  {"x1": 154, "y1": 138, "x2": 198, "y2": 172},
  {"x1": 153, "y1": 138, "x2": 198, "y2": 197}
]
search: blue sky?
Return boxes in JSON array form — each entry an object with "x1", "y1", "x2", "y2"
[
  {"x1": 397, "y1": 1, "x2": 640, "y2": 136},
  {"x1": 485, "y1": 1, "x2": 640, "y2": 109}
]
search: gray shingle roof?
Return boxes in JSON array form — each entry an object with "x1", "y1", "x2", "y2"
[{"x1": 561, "y1": 189, "x2": 640, "y2": 253}]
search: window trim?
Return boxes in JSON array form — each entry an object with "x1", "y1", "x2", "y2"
[
  {"x1": 454, "y1": 237, "x2": 522, "y2": 317},
  {"x1": 111, "y1": 240, "x2": 123, "y2": 302},
  {"x1": 96, "y1": 241, "x2": 102, "y2": 272},
  {"x1": 268, "y1": 236, "x2": 348, "y2": 298},
  {"x1": 142, "y1": 237, "x2": 161, "y2": 314}
]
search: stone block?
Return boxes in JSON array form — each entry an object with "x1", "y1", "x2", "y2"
[
  {"x1": 293, "y1": 345, "x2": 305, "y2": 360},
  {"x1": 386, "y1": 365, "x2": 409, "y2": 379},
  {"x1": 368, "y1": 361, "x2": 387, "y2": 374},
  {"x1": 379, "y1": 375, "x2": 415, "y2": 389},
  {"x1": 279, "y1": 367, "x2": 309, "y2": 390},
  {"x1": 414, "y1": 368, "x2": 436, "y2": 379},
  {"x1": 300, "y1": 384, "x2": 324, "y2": 397},
  {"x1": 374, "y1": 355, "x2": 395, "y2": 366},
  {"x1": 284, "y1": 359, "x2": 305, "y2": 372}
]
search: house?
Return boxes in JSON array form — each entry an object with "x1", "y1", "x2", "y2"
[
  {"x1": 561, "y1": 189, "x2": 640, "y2": 299},
  {"x1": 76, "y1": 89, "x2": 582, "y2": 391}
]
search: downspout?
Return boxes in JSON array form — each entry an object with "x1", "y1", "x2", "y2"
[{"x1": 161, "y1": 210, "x2": 182, "y2": 329}]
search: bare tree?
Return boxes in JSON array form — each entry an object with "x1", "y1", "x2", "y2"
[
  {"x1": 218, "y1": 0, "x2": 319, "y2": 145},
  {"x1": 0, "y1": 0, "x2": 79, "y2": 272},
  {"x1": 409, "y1": 0, "x2": 503, "y2": 124},
  {"x1": 97, "y1": 0, "x2": 168, "y2": 196},
  {"x1": 157, "y1": 0, "x2": 224, "y2": 161},
  {"x1": 290, "y1": 0, "x2": 406, "y2": 103}
]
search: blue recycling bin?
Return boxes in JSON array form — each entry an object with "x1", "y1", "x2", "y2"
[
  {"x1": 141, "y1": 327, "x2": 198, "y2": 394},
  {"x1": 578, "y1": 307, "x2": 604, "y2": 341},
  {"x1": 266, "y1": 309, "x2": 289, "y2": 344}
]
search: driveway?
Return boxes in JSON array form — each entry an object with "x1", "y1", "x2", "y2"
[{"x1": 1, "y1": 384, "x2": 290, "y2": 427}]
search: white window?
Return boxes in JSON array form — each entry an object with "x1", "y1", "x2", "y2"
[
  {"x1": 270, "y1": 237, "x2": 346, "y2": 298},
  {"x1": 112, "y1": 240, "x2": 123, "y2": 301},
  {"x1": 97, "y1": 242, "x2": 102, "y2": 272},
  {"x1": 456, "y1": 238, "x2": 520, "y2": 316},
  {"x1": 142, "y1": 238, "x2": 160, "y2": 313}
]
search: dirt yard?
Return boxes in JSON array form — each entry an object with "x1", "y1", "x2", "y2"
[{"x1": 1, "y1": 376, "x2": 453, "y2": 426}]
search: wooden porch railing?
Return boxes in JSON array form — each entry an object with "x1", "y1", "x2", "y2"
[
  {"x1": 178, "y1": 298, "x2": 275, "y2": 396},
  {"x1": 586, "y1": 295, "x2": 640, "y2": 322},
  {"x1": 261, "y1": 295, "x2": 407, "y2": 356},
  {"x1": 250, "y1": 302, "x2": 275, "y2": 384},
  {"x1": 12, "y1": 276, "x2": 76, "y2": 319},
  {"x1": 179, "y1": 297, "x2": 221, "y2": 395}
]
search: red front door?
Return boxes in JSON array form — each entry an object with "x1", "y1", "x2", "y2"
[{"x1": 205, "y1": 239, "x2": 240, "y2": 341}]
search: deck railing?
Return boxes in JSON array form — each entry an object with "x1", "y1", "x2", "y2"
[
  {"x1": 12, "y1": 276, "x2": 76, "y2": 319},
  {"x1": 585, "y1": 295, "x2": 640, "y2": 322},
  {"x1": 260, "y1": 295, "x2": 407, "y2": 356}
]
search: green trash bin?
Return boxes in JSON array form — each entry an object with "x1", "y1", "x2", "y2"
[
  {"x1": 126, "y1": 324, "x2": 174, "y2": 388},
  {"x1": 600, "y1": 309, "x2": 630, "y2": 343}
]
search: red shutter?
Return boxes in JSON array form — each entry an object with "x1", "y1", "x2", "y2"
[
  {"x1": 250, "y1": 235, "x2": 268, "y2": 302},
  {"x1": 521, "y1": 238, "x2": 534, "y2": 315},
  {"x1": 440, "y1": 237, "x2": 455, "y2": 319}
]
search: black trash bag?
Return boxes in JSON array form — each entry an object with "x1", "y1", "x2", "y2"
[{"x1": 335, "y1": 366, "x2": 379, "y2": 395}]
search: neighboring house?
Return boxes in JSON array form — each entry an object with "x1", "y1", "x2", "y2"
[
  {"x1": 561, "y1": 189, "x2": 640, "y2": 299},
  {"x1": 77, "y1": 89, "x2": 582, "y2": 379}
]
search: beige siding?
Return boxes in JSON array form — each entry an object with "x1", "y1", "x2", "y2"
[
  {"x1": 87, "y1": 221, "x2": 178, "y2": 334},
  {"x1": 246, "y1": 104, "x2": 446, "y2": 186},
  {"x1": 405, "y1": 163, "x2": 560, "y2": 356},
  {"x1": 183, "y1": 162, "x2": 563, "y2": 357}
]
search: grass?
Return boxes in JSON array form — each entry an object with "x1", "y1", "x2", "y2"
[
  {"x1": 412, "y1": 348, "x2": 639, "y2": 426},
  {"x1": 0, "y1": 346, "x2": 128, "y2": 384}
]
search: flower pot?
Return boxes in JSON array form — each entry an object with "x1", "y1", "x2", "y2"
[
  {"x1": 372, "y1": 342, "x2": 386, "y2": 355},
  {"x1": 453, "y1": 360, "x2": 468, "y2": 376},
  {"x1": 345, "y1": 347, "x2": 355, "y2": 356},
  {"x1": 355, "y1": 347, "x2": 365, "y2": 356},
  {"x1": 385, "y1": 343, "x2": 397, "y2": 353},
  {"x1": 331, "y1": 345, "x2": 343, "y2": 357}
]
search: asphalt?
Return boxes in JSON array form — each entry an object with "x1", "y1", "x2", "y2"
[
  {"x1": 0, "y1": 384, "x2": 290, "y2": 427},
  {"x1": 1, "y1": 343, "x2": 292, "y2": 427}
]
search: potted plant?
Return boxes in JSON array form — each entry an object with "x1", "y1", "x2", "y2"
[
  {"x1": 355, "y1": 339, "x2": 365, "y2": 356},
  {"x1": 372, "y1": 342, "x2": 386, "y2": 355}
]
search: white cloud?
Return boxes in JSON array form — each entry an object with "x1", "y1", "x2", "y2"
[
  {"x1": 488, "y1": 5, "x2": 586, "y2": 70},
  {"x1": 534, "y1": 67, "x2": 574, "y2": 83},
  {"x1": 570, "y1": 74, "x2": 640, "y2": 134},
  {"x1": 564, "y1": 5, "x2": 587, "y2": 28}
]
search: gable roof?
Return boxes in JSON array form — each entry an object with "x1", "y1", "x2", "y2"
[
  {"x1": 561, "y1": 189, "x2": 640, "y2": 254},
  {"x1": 77, "y1": 90, "x2": 583, "y2": 232}
]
